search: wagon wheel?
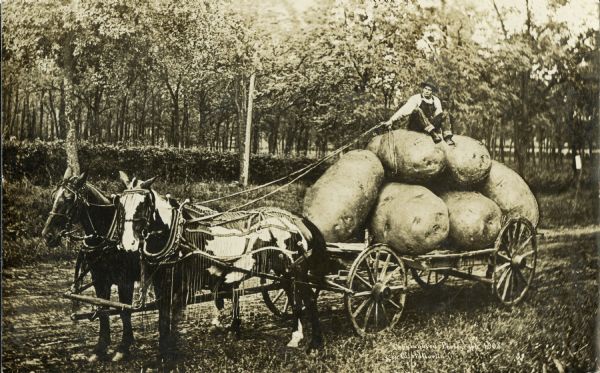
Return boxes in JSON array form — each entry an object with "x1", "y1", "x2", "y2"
[
  {"x1": 410, "y1": 268, "x2": 448, "y2": 289},
  {"x1": 492, "y1": 217, "x2": 537, "y2": 305},
  {"x1": 258, "y1": 250, "x2": 309, "y2": 319},
  {"x1": 345, "y1": 244, "x2": 407, "y2": 336},
  {"x1": 260, "y1": 277, "x2": 292, "y2": 318}
]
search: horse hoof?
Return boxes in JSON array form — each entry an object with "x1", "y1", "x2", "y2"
[
  {"x1": 306, "y1": 340, "x2": 324, "y2": 354},
  {"x1": 286, "y1": 330, "x2": 304, "y2": 348},
  {"x1": 112, "y1": 351, "x2": 126, "y2": 362},
  {"x1": 286, "y1": 340, "x2": 300, "y2": 348}
]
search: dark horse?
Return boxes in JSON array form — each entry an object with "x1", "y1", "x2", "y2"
[
  {"x1": 42, "y1": 168, "x2": 140, "y2": 362},
  {"x1": 117, "y1": 172, "x2": 330, "y2": 364}
]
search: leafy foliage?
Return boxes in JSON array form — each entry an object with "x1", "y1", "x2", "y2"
[
  {"x1": 2, "y1": 0, "x2": 596, "y2": 167},
  {"x1": 2, "y1": 140, "x2": 331, "y2": 185}
]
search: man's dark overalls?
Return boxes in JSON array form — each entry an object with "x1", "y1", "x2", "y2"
[{"x1": 408, "y1": 96, "x2": 453, "y2": 140}]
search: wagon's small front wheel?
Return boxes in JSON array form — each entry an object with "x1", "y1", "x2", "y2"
[
  {"x1": 493, "y1": 217, "x2": 537, "y2": 305},
  {"x1": 260, "y1": 277, "x2": 292, "y2": 318},
  {"x1": 410, "y1": 268, "x2": 448, "y2": 289},
  {"x1": 345, "y1": 244, "x2": 407, "y2": 336}
]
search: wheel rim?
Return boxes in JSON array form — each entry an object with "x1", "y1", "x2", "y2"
[
  {"x1": 493, "y1": 218, "x2": 537, "y2": 305},
  {"x1": 345, "y1": 244, "x2": 407, "y2": 336},
  {"x1": 410, "y1": 268, "x2": 448, "y2": 289}
]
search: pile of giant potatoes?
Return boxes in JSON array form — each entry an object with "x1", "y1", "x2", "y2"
[{"x1": 303, "y1": 129, "x2": 539, "y2": 255}]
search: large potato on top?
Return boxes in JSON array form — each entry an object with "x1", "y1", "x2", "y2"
[
  {"x1": 444, "y1": 135, "x2": 492, "y2": 187},
  {"x1": 303, "y1": 150, "x2": 384, "y2": 242},
  {"x1": 480, "y1": 161, "x2": 539, "y2": 226},
  {"x1": 370, "y1": 183, "x2": 449, "y2": 255},
  {"x1": 369, "y1": 129, "x2": 446, "y2": 183},
  {"x1": 440, "y1": 191, "x2": 502, "y2": 250}
]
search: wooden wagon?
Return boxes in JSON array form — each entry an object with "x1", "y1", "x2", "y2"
[{"x1": 65, "y1": 214, "x2": 537, "y2": 337}]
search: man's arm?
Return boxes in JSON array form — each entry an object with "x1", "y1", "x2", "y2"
[
  {"x1": 383, "y1": 95, "x2": 421, "y2": 126},
  {"x1": 433, "y1": 96, "x2": 443, "y2": 116}
]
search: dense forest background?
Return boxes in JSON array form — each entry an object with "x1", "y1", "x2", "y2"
[{"x1": 2, "y1": 0, "x2": 598, "y2": 176}]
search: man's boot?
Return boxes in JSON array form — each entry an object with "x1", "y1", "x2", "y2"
[
  {"x1": 444, "y1": 134, "x2": 455, "y2": 146},
  {"x1": 429, "y1": 130, "x2": 443, "y2": 144}
]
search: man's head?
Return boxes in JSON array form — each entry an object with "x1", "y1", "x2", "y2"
[{"x1": 420, "y1": 79, "x2": 438, "y2": 98}]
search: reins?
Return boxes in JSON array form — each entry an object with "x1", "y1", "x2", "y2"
[{"x1": 191, "y1": 121, "x2": 390, "y2": 221}]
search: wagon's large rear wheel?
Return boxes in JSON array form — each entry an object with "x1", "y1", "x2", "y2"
[
  {"x1": 492, "y1": 217, "x2": 537, "y2": 305},
  {"x1": 345, "y1": 244, "x2": 407, "y2": 336}
]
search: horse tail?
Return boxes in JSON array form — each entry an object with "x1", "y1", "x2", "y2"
[{"x1": 298, "y1": 216, "x2": 330, "y2": 278}]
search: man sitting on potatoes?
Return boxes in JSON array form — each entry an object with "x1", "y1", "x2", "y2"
[{"x1": 382, "y1": 79, "x2": 455, "y2": 146}]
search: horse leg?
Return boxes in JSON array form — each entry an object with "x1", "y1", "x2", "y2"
[
  {"x1": 112, "y1": 282, "x2": 135, "y2": 362},
  {"x1": 299, "y1": 283, "x2": 324, "y2": 352},
  {"x1": 89, "y1": 279, "x2": 111, "y2": 362},
  {"x1": 157, "y1": 265, "x2": 186, "y2": 367},
  {"x1": 286, "y1": 284, "x2": 304, "y2": 348},
  {"x1": 210, "y1": 281, "x2": 225, "y2": 330},
  {"x1": 228, "y1": 287, "x2": 241, "y2": 338}
]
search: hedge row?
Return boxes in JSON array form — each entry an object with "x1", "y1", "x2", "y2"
[{"x1": 2, "y1": 141, "x2": 331, "y2": 185}]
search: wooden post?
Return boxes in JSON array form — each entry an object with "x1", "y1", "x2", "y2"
[{"x1": 240, "y1": 73, "x2": 255, "y2": 186}]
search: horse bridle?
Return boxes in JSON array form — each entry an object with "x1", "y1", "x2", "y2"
[
  {"x1": 49, "y1": 182, "x2": 118, "y2": 246},
  {"x1": 120, "y1": 188, "x2": 157, "y2": 239},
  {"x1": 49, "y1": 183, "x2": 87, "y2": 237}
]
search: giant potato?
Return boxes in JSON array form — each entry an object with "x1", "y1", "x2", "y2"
[
  {"x1": 370, "y1": 183, "x2": 449, "y2": 255},
  {"x1": 303, "y1": 150, "x2": 384, "y2": 242},
  {"x1": 480, "y1": 160, "x2": 539, "y2": 226},
  {"x1": 371, "y1": 129, "x2": 446, "y2": 183},
  {"x1": 444, "y1": 135, "x2": 492, "y2": 187},
  {"x1": 440, "y1": 191, "x2": 502, "y2": 250}
]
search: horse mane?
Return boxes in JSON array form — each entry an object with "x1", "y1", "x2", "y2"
[{"x1": 84, "y1": 182, "x2": 112, "y2": 205}]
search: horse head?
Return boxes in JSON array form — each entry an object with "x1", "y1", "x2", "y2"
[
  {"x1": 117, "y1": 171, "x2": 167, "y2": 253},
  {"x1": 42, "y1": 167, "x2": 88, "y2": 247}
]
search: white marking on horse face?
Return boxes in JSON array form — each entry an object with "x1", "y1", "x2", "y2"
[
  {"x1": 43, "y1": 185, "x2": 74, "y2": 239},
  {"x1": 119, "y1": 193, "x2": 147, "y2": 252}
]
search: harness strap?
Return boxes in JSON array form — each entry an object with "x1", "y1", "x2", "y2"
[{"x1": 141, "y1": 208, "x2": 183, "y2": 262}]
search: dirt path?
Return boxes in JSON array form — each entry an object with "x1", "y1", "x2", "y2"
[{"x1": 2, "y1": 227, "x2": 597, "y2": 372}]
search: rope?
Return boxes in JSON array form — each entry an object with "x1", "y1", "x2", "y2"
[
  {"x1": 197, "y1": 122, "x2": 388, "y2": 205},
  {"x1": 192, "y1": 121, "x2": 389, "y2": 221}
]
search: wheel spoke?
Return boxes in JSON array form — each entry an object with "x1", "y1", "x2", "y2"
[
  {"x1": 374, "y1": 302, "x2": 379, "y2": 329},
  {"x1": 514, "y1": 267, "x2": 529, "y2": 287},
  {"x1": 355, "y1": 273, "x2": 373, "y2": 289},
  {"x1": 513, "y1": 221, "x2": 523, "y2": 249},
  {"x1": 515, "y1": 235, "x2": 532, "y2": 254},
  {"x1": 427, "y1": 270, "x2": 432, "y2": 284},
  {"x1": 364, "y1": 258, "x2": 376, "y2": 284},
  {"x1": 497, "y1": 252, "x2": 511, "y2": 262},
  {"x1": 363, "y1": 302, "x2": 374, "y2": 330},
  {"x1": 283, "y1": 297, "x2": 289, "y2": 313},
  {"x1": 501, "y1": 270, "x2": 513, "y2": 300},
  {"x1": 374, "y1": 250, "x2": 381, "y2": 282},
  {"x1": 494, "y1": 262, "x2": 510, "y2": 273},
  {"x1": 353, "y1": 290, "x2": 373, "y2": 298},
  {"x1": 380, "y1": 253, "x2": 391, "y2": 281},
  {"x1": 386, "y1": 298, "x2": 403, "y2": 310},
  {"x1": 496, "y1": 266, "x2": 510, "y2": 289},
  {"x1": 352, "y1": 297, "x2": 371, "y2": 318},
  {"x1": 382, "y1": 267, "x2": 400, "y2": 285},
  {"x1": 380, "y1": 302, "x2": 391, "y2": 326},
  {"x1": 519, "y1": 248, "x2": 535, "y2": 259},
  {"x1": 272, "y1": 289, "x2": 285, "y2": 304},
  {"x1": 388, "y1": 285, "x2": 407, "y2": 293}
]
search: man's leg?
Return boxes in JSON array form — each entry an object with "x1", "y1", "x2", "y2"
[
  {"x1": 433, "y1": 112, "x2": 455, "y2": 145},
  {"x1": 409, "y1": 108, "x2": 442, "y2": 143}
]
